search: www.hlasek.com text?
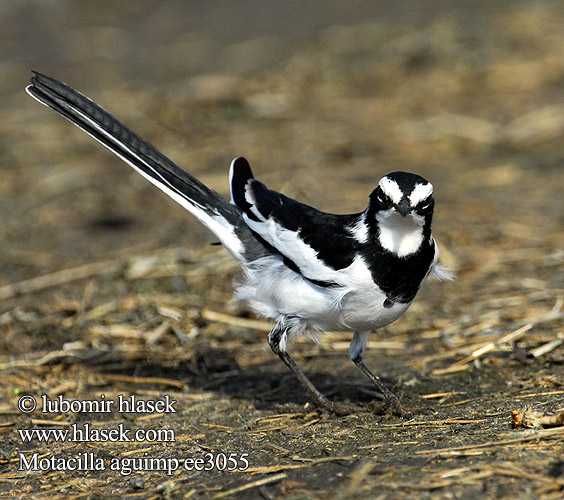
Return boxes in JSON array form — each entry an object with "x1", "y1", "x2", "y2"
[{"x1": 19, "y1": 423, "x2": 175, "y2": 443}]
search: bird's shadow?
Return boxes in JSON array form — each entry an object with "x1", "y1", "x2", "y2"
[{"x1": 84, "y1": 344, "x2": 387, "y2": 411}]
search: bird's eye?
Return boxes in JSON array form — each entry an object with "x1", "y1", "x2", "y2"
[
  {"x1": 377, "y1": 194, "x2": 390, "y2": 205},
  {"x1": 418, "y1": 200, "x2": 432, "y2": 211}
]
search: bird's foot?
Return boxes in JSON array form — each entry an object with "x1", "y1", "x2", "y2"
[
  {"x1": 368, "y1": 392, "x2": 413, "y2": 420},
  {"x1": 326, "y1": 402, "x2": 356, "y2": 417},
  {"x1": 304, "y1": 394, "x2": 354, "y2": 417},
  {"x1": 383, "y1": 393, "x2": 413, "y2": 419}
]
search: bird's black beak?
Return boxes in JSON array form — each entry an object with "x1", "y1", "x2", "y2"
[{"x1": 395, "y1": 199, "x2": 411, "y2": 217}]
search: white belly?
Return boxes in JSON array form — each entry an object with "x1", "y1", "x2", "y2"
[
  {"x1": 235, "y1": 255, "x2": 413, "y2": 336},
  {"x1": 339, "y1": 288, "x2": 412, "y2": 332}
]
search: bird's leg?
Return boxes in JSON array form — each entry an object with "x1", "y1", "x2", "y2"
[
  {"x1": 349, "y1": 331, "x2": 409, "y2": 417},
  {"x1": 268, "y1": 321, "x2": 348, "y2": 415}
]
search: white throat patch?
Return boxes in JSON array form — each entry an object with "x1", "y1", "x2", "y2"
[{"x1": 376, "y1": 209, "x2": 425, "y2": 257}]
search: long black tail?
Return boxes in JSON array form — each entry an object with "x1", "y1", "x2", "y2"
[{"x1": 26, "y1": 72, "x2": 261, "y2": 262}]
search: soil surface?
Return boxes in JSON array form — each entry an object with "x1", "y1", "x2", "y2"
[{"x1": 1, "y1": 2, "x2": 563, "y2": 499}]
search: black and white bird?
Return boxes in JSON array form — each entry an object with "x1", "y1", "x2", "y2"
[{"x1": 26, "y1": 72, "x2": 452, "y2": 415}]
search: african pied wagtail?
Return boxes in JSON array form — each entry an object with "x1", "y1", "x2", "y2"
[{"x1": 27, "y1": 72, "x2": 452, "y2": 415}]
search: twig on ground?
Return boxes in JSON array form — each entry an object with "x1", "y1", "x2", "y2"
[
  {"x1": 433, "y1": 298, "x2": 563, "y2": 375},
  {"x1": 213, "y1": 473, "x2": 287, "y2": 499},
  {"x1": 0, "y1": 260, "x2": 124, "y2": 300}
]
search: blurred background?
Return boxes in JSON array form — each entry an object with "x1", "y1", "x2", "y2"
[{"x1": 2, "y1": 0, "x2": 562, "y2": 284}]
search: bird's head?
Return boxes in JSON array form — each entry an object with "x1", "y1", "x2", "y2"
[
  {"x1": 371, "y1": 171, "x2": 434, "y2": 219},
  {"x1": 367, "y1": 171, "x2": 435, "y2": 257}
]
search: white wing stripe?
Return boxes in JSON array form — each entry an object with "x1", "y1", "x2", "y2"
[{"x1": 243, "y1": 214, "x2": 364, "y2": 284}]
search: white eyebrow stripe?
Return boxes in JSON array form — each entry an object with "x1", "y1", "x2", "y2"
[
  {"x1": 378, "y1": 177, "x2": 403, "y2": 204},
  {"x1": 409, "y1": 182, "x2": 433, "y2": 206}
]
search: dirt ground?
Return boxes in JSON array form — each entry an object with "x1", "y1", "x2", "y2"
[{"x1": 1, "y1": 2, "x2": 563, "y2": 499}]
